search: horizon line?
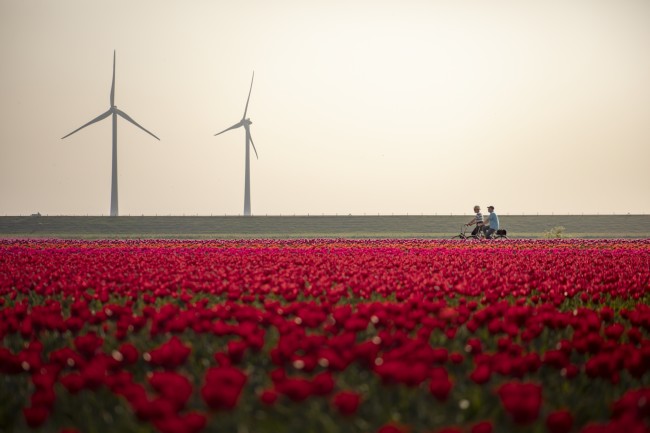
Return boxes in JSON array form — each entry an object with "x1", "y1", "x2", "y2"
[{"x1": 2, "y1": 213, "x2": 648, "y2": 218}]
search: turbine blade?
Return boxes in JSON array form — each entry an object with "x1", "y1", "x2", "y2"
[
  {"x1": 110, "y1": 50, "x2": 116, "y2": 106},
  {"x1": 248, "y1": 130, "x2": 259, "y2": 159},
  {"x1": 116, "y1": 109, "x2": 160, "y2": 140},
  {"x1": 242, "y1": 71, "x2": 254, "y2": 119},
  {"x1": 214, "y1": 121, "x2": 242, "y2": 136},
  {"x1": 61, "y1": 109, "x2": 112, "y2": 139}
]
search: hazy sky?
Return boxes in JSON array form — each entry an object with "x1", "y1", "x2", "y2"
[{"x1": 1, "y1": 0, "x2": 649, "y2": 216}]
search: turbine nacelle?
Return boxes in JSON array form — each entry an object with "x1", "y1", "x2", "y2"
[{"x1": 243, "y1": 118, "x2": 252, "y2": 126}]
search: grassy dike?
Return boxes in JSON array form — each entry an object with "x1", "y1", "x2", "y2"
[{"x1": 0, "y1": 215, "x2": 648, "y2": 239}]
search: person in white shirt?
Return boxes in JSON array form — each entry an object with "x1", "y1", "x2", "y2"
[{"x1": 465, "y1": 205, "x2": 485, "y2": 236}]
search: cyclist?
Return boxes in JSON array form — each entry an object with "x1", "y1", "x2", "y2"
[
  {"x1": 484, "y1": 206, "x2": 500, "y2": 239},
  {"x1": 465, "y1": 205, "x2": 485, "y2": 237}
]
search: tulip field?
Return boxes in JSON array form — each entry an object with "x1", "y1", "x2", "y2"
[{"x1": 1, "y1": 238, "x2": 649, "y2": 433}]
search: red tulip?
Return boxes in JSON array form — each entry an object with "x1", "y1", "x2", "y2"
[
  {"x1": 332, "y1": 391, "x2": 362, "y2": 416},
  {"x1": 147, "y1": 336, "x2": 191, "y2": 370},
  {"x1": 149, "y1": 371, "x2": 193, "y2": 411},
  {"x1": 546, "y1": 409, "x2": 573, "y2": 433},
  {"x1": 259, "y1": 389, "x2": 279, "y2": 406},
  {"x1": 497, "y1": 382, "x2": 543, "y2": 425},
  {"x1": 201, "y1": 366, "x2": 247, "y2": 410},
  {"x1": 60, "y1": 373, "x2": 84, "y2": 394},
  {"x1": 73, "y1": 332, "x2": 103, "y2": 358},
  {"x1": 311, "y1": 371, "x2": 335, "y2": 396},
  {"x1": 152, "y1": 412, "x2": 206, "y2": 433},
  {"x1": 378, "y1": 424, "x2": 409, "y2": 433},
  {"x1": 116, "y1": 343, "x2": 138, "y2": 365},
  {"x1": 275, "y1": 377, "x2": 313, "y2": 402},
  {"x1": 429, "y1": 367, "x2": 453, "y2": 401},
  {"x1": 470, "y1": 421, "x2": 493, "y2": 433},
  {"x1": 470, "y1": 364, "x2": 491, "y2": 385},
  {"x1": 23, "y1": 406, "x2": 49, "y2": 428},
  {"x1": 131, "y1": 396, "x2": 176, "y2": 422}
]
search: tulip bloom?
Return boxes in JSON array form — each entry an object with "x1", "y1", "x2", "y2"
[
  {"x1": 201, "y1": 366, "x2": 247, "y2": 410},
  {"x1": 497, "y1": 382, "x2": 543, "y2": 425},
  {"x1": 332, "y1": 391, "x2": 362, "y2": 416}
]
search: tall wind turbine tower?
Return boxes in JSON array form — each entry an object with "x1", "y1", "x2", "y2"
[
  {"x1": 214, "y1": 72, "x2": 258, "y2": 216},
  {"x1": 62, "y1": 51, "x2": 160, "y2": 216}
]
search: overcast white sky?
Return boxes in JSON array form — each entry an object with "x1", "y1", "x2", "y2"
[{"x1": 1, "y1": 0, "x2": 648, "y2": 216}]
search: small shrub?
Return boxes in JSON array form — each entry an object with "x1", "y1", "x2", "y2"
[{"x1": 543, "y1": 226, "x2": 566, "y2": 239}]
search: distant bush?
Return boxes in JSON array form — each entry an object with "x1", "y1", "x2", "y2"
[{"x1": 543, "y1": 226, "x2": 566, "y2": 239}]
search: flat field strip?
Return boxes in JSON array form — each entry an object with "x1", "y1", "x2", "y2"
[{"x1": 0, "y1": 215, "x2": 648, "y2": 239}]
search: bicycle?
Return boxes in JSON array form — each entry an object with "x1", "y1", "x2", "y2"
[
  {"x1": 451, "y1": 225, "x2": 481, "y2": 240},
  {"x1": 451, "y1": 225, "x2": 509, "y2": 240},
  {"x1": 487, "y1": 228, "x2": 509, "y2": 240}
]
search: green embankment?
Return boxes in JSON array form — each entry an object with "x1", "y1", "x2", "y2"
[{"x1": 0, "y1": 215, "x2": 648, "y2": 239}]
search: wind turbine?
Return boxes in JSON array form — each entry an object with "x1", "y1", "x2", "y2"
[
  {"x1": 214, "y1": 72, "x2": 258, "y2": 216},
  {"x1": 61, "y1": 51, "x2": 160, "y2": 217}
]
